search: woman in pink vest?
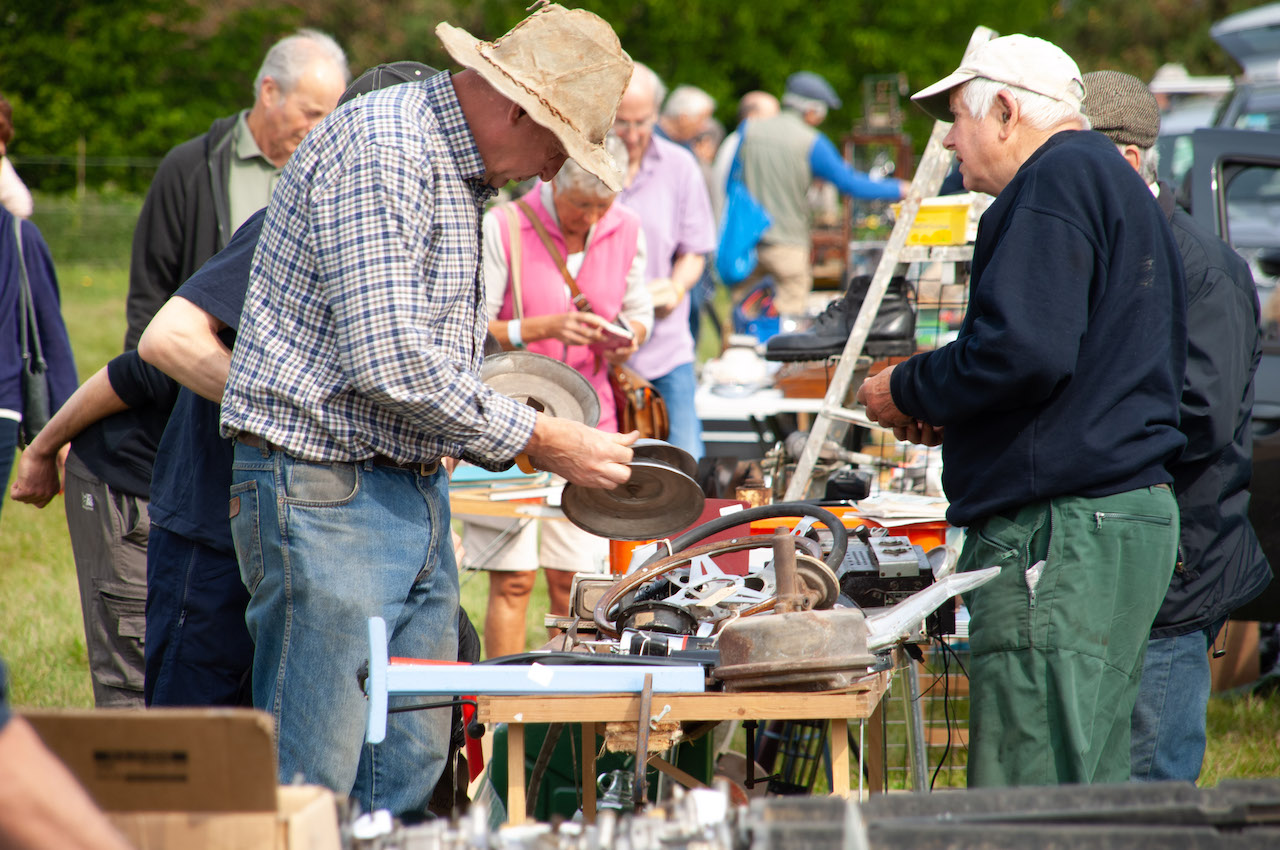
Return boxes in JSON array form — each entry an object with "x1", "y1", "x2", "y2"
[{"x1": 462, "y1": 135, "x2": 653, "y2": 658}]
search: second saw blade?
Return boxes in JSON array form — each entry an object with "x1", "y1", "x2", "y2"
[
  {"x1": 630, "y1": 438, "x2": 697, "y2": 478},
  {"x1": 561, "y1": 459, "x2": 706, "y2": 541}
]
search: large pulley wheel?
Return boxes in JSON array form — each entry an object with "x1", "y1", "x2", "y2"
[
  {"x1": 561, "y1": 459, "x2": 704, "y2": 541},
  {"x1": 480, "y1": 350, "x2": 600, "y2": 427},
  {"x1": 593, "y1": 535, "x2": 837, "y2": 638}
]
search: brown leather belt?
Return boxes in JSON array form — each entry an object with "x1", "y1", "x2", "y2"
[{"x1": 236, "y1": 433, "x2": 439, "y2": 477}]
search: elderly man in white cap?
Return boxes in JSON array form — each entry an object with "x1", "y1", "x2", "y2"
[
  {"x1": 218, "y1": 5, "x2": 636, "y2": 816},
  {"x1": 857, "y1": 35, "x2": 1188, "y2": 786}
]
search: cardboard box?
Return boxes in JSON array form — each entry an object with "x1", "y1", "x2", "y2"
[{"x1": 23, "y1": 708, "x2": 340, "y2": 850}]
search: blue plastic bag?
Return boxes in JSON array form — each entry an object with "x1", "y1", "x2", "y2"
[{"x1": 715, "y1": 132, "x2": 771, "y2": 284}]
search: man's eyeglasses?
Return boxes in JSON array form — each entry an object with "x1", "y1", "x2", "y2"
[{"x1": 614, "y1": 116, "x2": 655, "y2": 131}]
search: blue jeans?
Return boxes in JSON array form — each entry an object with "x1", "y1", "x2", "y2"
[
  {"x1": 650, "y1": 361, "x2": 703, "y2": 461},
  {"x1": 0, "y1": 418, "x2": 17, "y2": 520},
  {"x1": 144, "y1": 525, "x2": 252, "y2": 707},
  {"x1": 229, "y1": 442, "x2": 458, "y2": 817},
  {"x1": 1130, "y1": 619, "x2": 1225, "y2": 782}
]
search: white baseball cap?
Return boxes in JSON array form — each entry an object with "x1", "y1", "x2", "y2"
[{"x1": 912, "y1": 34, "x2": 1084, "y2": 123}]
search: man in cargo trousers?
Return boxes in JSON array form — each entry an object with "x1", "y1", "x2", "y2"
[{"x1": 857, "y1": 35, "x2": 1187, "y2": 786}]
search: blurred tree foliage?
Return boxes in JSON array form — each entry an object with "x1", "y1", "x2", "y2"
[{"x1": 0, "y1": 0, "x2": 1269, "y2": 194}]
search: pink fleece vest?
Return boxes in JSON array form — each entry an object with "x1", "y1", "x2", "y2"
[{"x1": 496, "y1": 189, "x2": 641, "y2": 433}]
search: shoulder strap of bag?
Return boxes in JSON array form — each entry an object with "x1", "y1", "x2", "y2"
[
  {"x1": 515, "y1": 198, "x2": 594, "y2": 314},
  {"x1": 12, "y1": 216, "x2": 44, "y2": 368},
  {"x1": 729, "y1": 121, "x2": 749, "y2": 185},
  {"x1": 500, "y1": 204, "x2": 524, "y2": 321}
]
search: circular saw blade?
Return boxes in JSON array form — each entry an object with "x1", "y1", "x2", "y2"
[
  {"x1": 480, "y1": 350, "x2": 600, "y2": 427},
  {"x1": 630, "y1": 438, "x2": 698, "y2": 478},
  {"x1": 561, "y1": 459, "x2": 706, "y2": 541}
]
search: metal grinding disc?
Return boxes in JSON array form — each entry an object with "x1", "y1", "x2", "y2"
[
  {"x1": 480, "y1": 351, "x2": 600, "y2": 427},
  {"x1": 561, "y1": 459, "x2": 705, "y2": 541},
  {"x1": 630, "y1": 438, "x2": 697, "y2": 478}
]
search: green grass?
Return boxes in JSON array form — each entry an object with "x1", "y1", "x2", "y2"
[{"x1": 4, "y1": 193, "x2": 1279, "y2": 794}]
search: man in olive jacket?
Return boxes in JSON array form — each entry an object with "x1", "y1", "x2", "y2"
[{"x1": 123, "y1": 29, "x2": 348, "y2": 349}]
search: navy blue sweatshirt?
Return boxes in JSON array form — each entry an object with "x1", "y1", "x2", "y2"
[{"x1": 891, "y1": 130, "x2": 1187, "y2": 527}]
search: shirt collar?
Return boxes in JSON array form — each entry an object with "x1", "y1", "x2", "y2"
[
  {"x1": 633, "y1": 134, "x2": 668, "y2": 185},
  {"x1": 422, "y1": 71, "x2": 495, "y2": 200},
  {"x1": 234, "y1": 111, "x2": 273, "y2": 165}
]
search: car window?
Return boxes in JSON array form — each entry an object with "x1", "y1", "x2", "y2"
[
  {"x1": 1229, "y1": 85, "x2": 1280, "y2": 131},
  {"x1": 1221, "y1": 160, "x2": 1280, "y2": 296}
]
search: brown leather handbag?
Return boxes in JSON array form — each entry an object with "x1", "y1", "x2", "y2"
[
  {"x1": 515, "y1": 201, "x2": 670, "y2": 440},
  {"x1": 609, "y1": 364, "x2": 670, "y2": 440}
]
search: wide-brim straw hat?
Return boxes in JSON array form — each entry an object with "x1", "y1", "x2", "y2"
[{"x1": 437, "y1": 4, "x2": 632, "y2": 191}]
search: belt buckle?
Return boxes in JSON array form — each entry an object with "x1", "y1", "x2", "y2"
[{"x1": 418, "y1": 459, "x2": 439, "y2": 477}]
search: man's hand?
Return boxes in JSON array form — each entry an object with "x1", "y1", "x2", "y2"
[
  {"x1": 10, "y1": 445, "x2": 62, "y2": 508},
  {"x1": 893, "y1": 421, "x2": 945, "y2": 447},
  {"x1": 855, "y1": 362, "x2": 914, "y2": 429},
  {"x1": 524, "y1": 414, "x2": 635, "y2": 489},
  {"x1": 647, "y1": 278, "x2": 684, "y2": 319}
]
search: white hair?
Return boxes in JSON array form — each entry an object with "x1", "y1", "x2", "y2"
[
  {"x1": 554, "y1": 134, "x2": 628, "y2": 197},
  {"x1": 630, "y1": 62, "x2": 667, "y2": 112},
  {"x1": 662, "y1": 85, "x2": 715, "y2": 120},
  {"x1": 781, "y1": 92, "x2": 828, "y2": 123},
  {"x1": 1115, "y1": 142, "x2": 1161, "y2": 185},
  {"x1": 253, "y1": 29, "x2": 351, "y2": 98},
  {"x1": 961, "y1": 77, "x2": 1089, "y2": 132}
]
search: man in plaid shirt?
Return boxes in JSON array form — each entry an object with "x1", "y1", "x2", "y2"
[{"x1": 219, "y1": 5, "x2": 635, "y2": 816}]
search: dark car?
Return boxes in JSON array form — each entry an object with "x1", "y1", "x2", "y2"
[
  {"x1": 1184, "y1": 128, "x2": 1280, "y2": 621},
  {"x1": 1209, "y1": 3, "x2": 1280, "y2": 133}
]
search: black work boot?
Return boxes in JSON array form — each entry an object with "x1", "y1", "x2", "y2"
[{"x1": 764, "y1": 274, "x2": 916, "y2": 362}]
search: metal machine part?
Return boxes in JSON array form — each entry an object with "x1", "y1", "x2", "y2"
[
  {"x1": 715, "y1": 534, "x2": 882, "y2": 692},
  {"x1": 480, "y1": 350, "x2": 600, "y2": 426},
  {"x1": 867, "y1": 536, "x2": 921, "y2": 578},
  {"x1": 630, "y1": 438, "x2": 698, "y2": 478},
  {"x1": 835, "y1": 535, "x2": 955, "y2": 635},
  {"x1": 593, "y1": 535, "x2": 832, "y2": 638},
  {"x1": 561, "y1": 459, "x2": 705, "y2": 541}
]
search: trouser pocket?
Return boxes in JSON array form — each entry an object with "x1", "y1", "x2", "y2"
[{"x1": 960, "y1": 507, "x2": 1048, "y2": 656}]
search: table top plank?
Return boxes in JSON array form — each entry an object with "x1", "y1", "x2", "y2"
[{"x1": 475, "y1": 672, "x2": 890, "y2": 724}]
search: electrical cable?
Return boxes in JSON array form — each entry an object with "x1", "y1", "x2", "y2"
[{"x1": 638, "y1": 502, "x2": 850, "y2": 574}]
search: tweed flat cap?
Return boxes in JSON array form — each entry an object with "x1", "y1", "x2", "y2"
[{"x1": 1082, "y1": 70, "x2": 1161, "y2": 148}]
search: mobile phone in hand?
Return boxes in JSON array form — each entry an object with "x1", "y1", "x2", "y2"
[{"x1": 593, "y1": 317, "x2": 635, "y2": 350}]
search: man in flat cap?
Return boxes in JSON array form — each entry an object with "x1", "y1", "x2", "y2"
[
  {"x1": 858, "y1": 36, "x2": 1188, "y2": 786},
  {"x1": 732, "y1": 70, "x2": 906, "y2": 324},
  {"x1": 1083, "y1": 70, "x2": 1271, "y2": 784},
  {"x1": 219, "y1": 5, "x2": 636, "y2": 815}
]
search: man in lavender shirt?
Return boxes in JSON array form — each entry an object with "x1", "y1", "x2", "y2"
[{"x1": 615, "y1": 62, "x2": 717, "y2": 459}]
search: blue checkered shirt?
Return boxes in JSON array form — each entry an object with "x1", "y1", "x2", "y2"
[{"x1": 220, "y1": 71, "x2": 536, "y2": 468}]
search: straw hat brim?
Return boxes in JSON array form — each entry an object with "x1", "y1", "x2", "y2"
[{"x1": 437, "y1": 21, "x2": 623, "y2": 192}]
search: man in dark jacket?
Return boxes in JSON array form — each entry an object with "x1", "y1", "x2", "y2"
[
  {"x1": 858, "y1": 36, "x2": 1187, "y2": 786},
  {"x1": 1082, "y1": 70, "x2": 1272, "y2": 783},
  {"x1": 122, "y1": 28, "x2": 349, "y2": 350}
]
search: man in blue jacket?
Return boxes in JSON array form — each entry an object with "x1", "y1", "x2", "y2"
[
  {"x1": 858, "y1": 36, "x2": 1187, "y2": 786},
  {"x1": 1, "y1": 208, "x2": 77, "y2": 517},
  {"x1": 1081, "y1": 70, "x2": 1272, "y2": 783}
]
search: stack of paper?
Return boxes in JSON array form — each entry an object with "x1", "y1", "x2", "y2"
[{"x1": 850, "y1": 492, "x2": 949, "y2": 527}]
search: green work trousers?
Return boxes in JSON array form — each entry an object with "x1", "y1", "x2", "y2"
[{"x1": 959, "y1": 485, "x2": 1178, "y2": 787}]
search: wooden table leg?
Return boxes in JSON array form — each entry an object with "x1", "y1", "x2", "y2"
[
  {"x1": 582, "y1": 722, "x2": 597, "y2": 825},
  {"x1": 830, "y1": 719, "x2": 850, "y2": 798},
  {"x1": 508, "y1": 723, "x2": 526, "y2": 825}
]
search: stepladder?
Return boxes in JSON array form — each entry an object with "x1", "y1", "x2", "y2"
[{"x1": 782, "y1": 25, "x2": 995, "y2": 503}]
